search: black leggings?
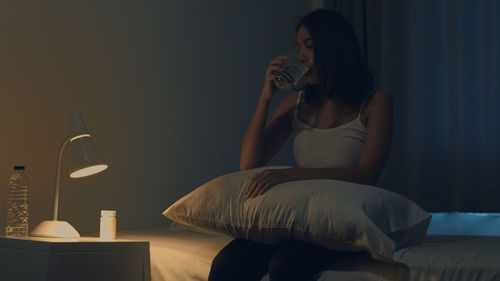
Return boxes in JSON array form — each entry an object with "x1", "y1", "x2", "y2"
[{"x1": 208, "y1": 238, "x2": 336, "y2": 281}]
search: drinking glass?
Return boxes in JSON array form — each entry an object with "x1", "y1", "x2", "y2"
[{"x1": 271, "y1": 49, "x2": 308, "y2": 89}]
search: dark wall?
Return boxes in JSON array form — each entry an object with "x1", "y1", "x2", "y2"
[{"x1": 0, "y1": 1, "x2": 312, "y2": 233}]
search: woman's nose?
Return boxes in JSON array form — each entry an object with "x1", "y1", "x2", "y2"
[
  {"x1": 298, "y1": 54, "x2": 306, "y2": 64},
  {"x1": 297, "y1": 49, "x2": 306, "y2": 61}
]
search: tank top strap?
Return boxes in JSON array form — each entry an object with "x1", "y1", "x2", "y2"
[{"x1": 294, "y1": 90, "x2": 303, "y2": 119}]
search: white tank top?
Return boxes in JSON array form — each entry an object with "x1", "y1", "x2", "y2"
[{"x1": 292, "y1": 90, "x2": 367, "y2": 168}]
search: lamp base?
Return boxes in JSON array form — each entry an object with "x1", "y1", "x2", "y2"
[{"x1": 30, "y1": 220, "x2": 80, "y2": 238}]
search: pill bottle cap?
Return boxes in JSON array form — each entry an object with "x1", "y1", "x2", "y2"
[{"x1": 101, "y1": 210, "x2": 116, "y2": 217}]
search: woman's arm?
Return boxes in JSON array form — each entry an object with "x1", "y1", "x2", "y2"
[
  {"x1": 240, "y1": 55, "x2": 298, "y2": 170},
  {"x1": 240, "y1": 92, "x2": 297, "y2": 170},
  {"x1": 245, "y1": 90, "x2": 393, "y2": 198}
]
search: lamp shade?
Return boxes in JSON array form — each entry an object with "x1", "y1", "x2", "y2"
[
  {"x1": 66, "y1": 113, "x2": 108, "y2": 178},
  {"x1": 67, "y1": 113, "x2": 90, "y2": 138},
  {"x1": 69, "y1": 136, "x2": 108, "y2": 178}
]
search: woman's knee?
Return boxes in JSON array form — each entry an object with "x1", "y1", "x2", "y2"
[
  {"x1": 268, "y1": 242, "x2": 333, "y2": 281},
  {"x1": 209, "y1": 238, "x2": 278, "y2": 281},
  {"x1": 208, "y1": 254, "x2": 238, "y2": 281},
  {"x1": 209, "y1": 240, "x2": 250, "y2": 281}
]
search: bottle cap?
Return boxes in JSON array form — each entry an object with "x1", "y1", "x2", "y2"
[
  {"x1": 101, "y1": 210, "x2": 116, "y2": 217},
  {"x1": 14, "y1": 166, "x2": 25, "y2": 171}
]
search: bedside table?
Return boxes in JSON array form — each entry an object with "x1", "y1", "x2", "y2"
[{"x1": 0, "y1": 236, "x2": 151, "y2": 281}]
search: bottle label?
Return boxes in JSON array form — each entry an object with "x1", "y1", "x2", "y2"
[{"x1": 99, "y1": 217, "x2": 116, "y2": 240}]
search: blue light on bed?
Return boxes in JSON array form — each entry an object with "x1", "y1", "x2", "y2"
[{"x1": 427, "y1": 212, "x2": 500, "y2": 236}]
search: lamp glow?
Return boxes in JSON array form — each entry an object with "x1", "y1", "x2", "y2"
[
  {"x1": 70, "y1": 164, "x2": 108, "y2": 178},
  {"x1": 30, "y1": 113, "x2": 108, "y2": 238},
  {"x1": 70, "y1": 134, "x2": 91, "y2": 142}
]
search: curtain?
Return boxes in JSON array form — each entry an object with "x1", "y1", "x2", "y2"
[{"x1": 322, "y1": 0, "x2": 500, "y2": 212}]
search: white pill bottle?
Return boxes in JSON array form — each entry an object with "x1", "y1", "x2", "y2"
[{"x1": 99, "y1": 210, "x2": 116, "y2": 240}]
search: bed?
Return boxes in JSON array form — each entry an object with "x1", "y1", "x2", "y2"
[{"x1": 118, "y1": 214, "x2": 500, "y2": 281}]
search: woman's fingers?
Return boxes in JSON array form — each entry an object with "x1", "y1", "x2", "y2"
[
  {"x1": 267, "y1": 64, "x2": 285, "y2": 76},
  {"x1": 246, "y1": 170, "x2": 275, "y2": 198},
  {"x1": 245, "y1": 172, "x2": 265, "y2": 197},
  {"x1": 262, "y1": 56, "x2": 292, "y2": 95},
  {"x1": 250, "y1": 177, "x2": 274, "y2": 198},
  {"x1": 257, "y1": 181, "x2": 273, "y2": 196},
  {"x1": 273, "y1": 56, "x2": 290, "y2": 62},
  {"x1": 268, "y1": 56, "x2": 290, "y2": 68},
  {"x1": 245, "y1": 168, "x2": 291, "y2": 198},
  {"x1": 246, "y1": 171, "x2": 263, "y2": 197},
  {"x1": 247, "y1": 182, "x2": 262, "y2": 198},
  {"x1": 267, "y1": 57, "x2": 291, "y2": 81}
]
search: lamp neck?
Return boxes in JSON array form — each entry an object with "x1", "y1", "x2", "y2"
[{"x1": 53, "y1": 136, "x2": 71, "y2": 221}]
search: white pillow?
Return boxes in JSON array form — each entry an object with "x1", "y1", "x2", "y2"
[{"x1": 163, "y1": 167, "x2": 431, "y2": 262}]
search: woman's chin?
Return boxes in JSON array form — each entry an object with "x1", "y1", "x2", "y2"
[
  {"x1": 305, "y1": 75, "x2": 319, "y2": 85},
  {"x1": 304, "y1": 70, "x2": 319, "y2": 84}
]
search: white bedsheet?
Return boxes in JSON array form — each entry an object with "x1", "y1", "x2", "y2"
[
  {"x1": 117, "y1": 227, "x2": 500, "y2": 281},
  {"x1": 394, "y1": 235, "x2": 500, "y2": 281},
  {"x1": 118, "y1": 228, "x2": 228, "y2": 281}
]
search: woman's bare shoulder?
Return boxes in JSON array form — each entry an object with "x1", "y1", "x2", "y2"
[
  {"x1": 359, "y1": 90, "x2": 392, "y2": 127},
  {"x1": 366, "y1": 90, "x2": 392, "y2": 114}
]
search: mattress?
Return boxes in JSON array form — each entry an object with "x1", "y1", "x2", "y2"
[{"x1": 117, "y1": 225, "x2": 500, "y2": 281}]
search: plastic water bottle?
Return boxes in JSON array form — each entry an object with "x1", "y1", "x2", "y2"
[{"x1": 5, "y1": 166, "x2": 30, "y2": 237}]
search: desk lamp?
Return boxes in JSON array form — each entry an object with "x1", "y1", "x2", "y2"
[{"x1": 30, "y1": 113, "x2": 108, "y2": 238}]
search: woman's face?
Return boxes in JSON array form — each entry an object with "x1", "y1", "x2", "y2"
[{"x1": 296, "y1": 25, "x2": 318, "y2": 84}]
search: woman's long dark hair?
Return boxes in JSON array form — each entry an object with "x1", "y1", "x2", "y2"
[{"x1": 297, "y1": 9, "x2": 373, "y2": 108}]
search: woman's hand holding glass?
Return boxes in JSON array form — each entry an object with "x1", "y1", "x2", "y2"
[
  {"x1": 262, "y1": 50, "x2": 308, "y2": 101},
  {"x1": 261, "y1": 56, "x2": 291, "y2": 101}
]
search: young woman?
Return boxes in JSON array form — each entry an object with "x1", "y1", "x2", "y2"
[{"x1": 208, "y1": 9, "x2": 393, "y2": 281}]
